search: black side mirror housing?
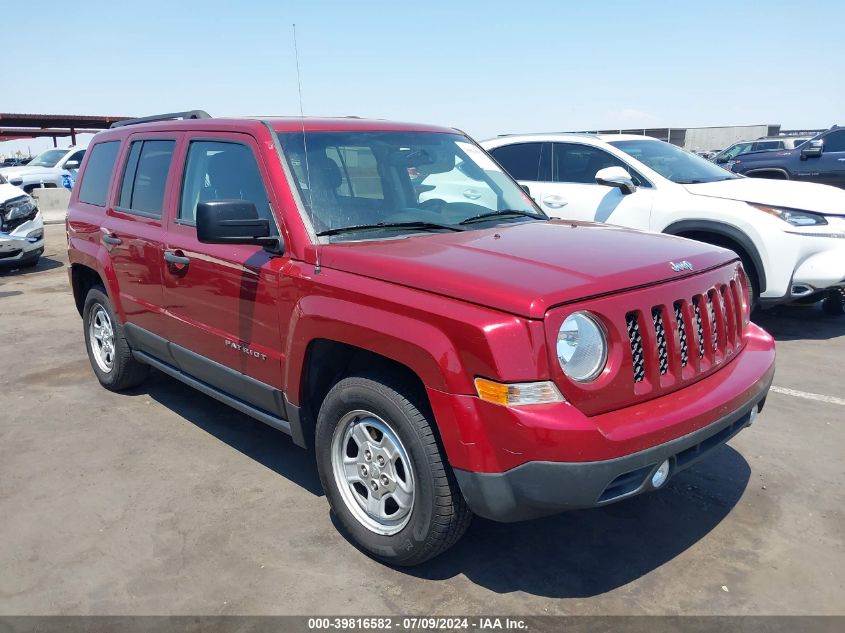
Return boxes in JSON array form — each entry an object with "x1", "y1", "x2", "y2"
[
  {"x1": 64, "y1": 160, "x2": 80, "y2": 170},
  {"x1": 714, "y1": 155, "x2": 729, "y2": 164},
  {"x1": 520, "y1": 184, "x2": 531, "y2": 196},
  {"x1": 196, "y1": 200, "x2": 282, "y2": 253},
  {"x1": 801, "y1": 140, "x2": 823, "y2": 160}
]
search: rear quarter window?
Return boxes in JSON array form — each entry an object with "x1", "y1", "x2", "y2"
[{"x1": 77, "y1": 141, "x2": 120, "y2": 206}]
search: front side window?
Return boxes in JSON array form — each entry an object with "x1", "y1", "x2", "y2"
[
  {"x1": 823, "y1": 130, "x2": 845, "y2": 153},
  {"x1": 118, "y1": 140, "x2": 175, "y2": 217},
  {"x1": 552, "y1": 143, "x2": 647, "y2": 186},
  {"x1": 611, "y1": 139, "x2": 738, "y2": 184},
  {"x1": 277, "y1": 130, "x2": 544, "y2": 240},
  {"x1": 77, "y1": 141, "x2": 120, "y2": 207},
  {"x1": 28, "y1": 148, "x2": 69, "y2": 168},
  {"x1": 179, "y1": 141, "x2": 274, "y2": 229},
  {"x1": 488, "y1": 142, "x2": 543, "y2": 181}
]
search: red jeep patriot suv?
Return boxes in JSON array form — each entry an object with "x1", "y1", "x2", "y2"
[{"x1": 67, "y1": 111, "x2": 776, "y2": 565}]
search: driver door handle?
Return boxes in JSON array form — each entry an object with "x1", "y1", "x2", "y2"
[
  {"x1": 541, "y1": 194, "x2": 568, "y2": 209},
  {"x1": 164, "y1": 250, "x2": 191, "y2": 267}
]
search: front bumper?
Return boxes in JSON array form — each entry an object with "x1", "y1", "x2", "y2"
[
  {"x1": 454, "y1": 384, "x2": 769, "y2": 522},
  {"x1": 0, "y1": 212, "x2": 44, "y2": 265},
  {"x1": 429, "y1": 325, "x2": 775, "y2": 522}
]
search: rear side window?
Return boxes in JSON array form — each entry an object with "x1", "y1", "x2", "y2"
[
  {"x1": 118, "y1": 140, "x2": 175, "y2": 217},
  {"x1": 823, "y1": 130, "x2": 845, "y2": 152},
  {"x1": 179, "y1": 141, "x2": 273, "y2": 228},
  {"x1": 488, "y1": 143, "x2": 543, "y2": 181},
  {"x1": 78, "y1": 141, "x2": 120, "y2": 206},
  {"x1": 754, "y1": 141, "x2": 783, "y2": 150}
]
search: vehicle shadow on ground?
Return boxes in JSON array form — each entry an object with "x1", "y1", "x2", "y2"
[
  {"x1": 752, "y1": 303, "x2": 844, "y2": 341},
  {"x1": 128, "y1": 370, "x2": 324, "y2": 497},
  {"x1": 406, "y1": 445, "x2": 750, "y2": 598},
  {"x1": 0, "y1": 256, "x2": 64, "y2": 277}
]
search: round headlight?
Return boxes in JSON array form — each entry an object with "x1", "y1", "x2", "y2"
[{"x1": 557, "y1": 311, "x2": 608, "y2": 382}]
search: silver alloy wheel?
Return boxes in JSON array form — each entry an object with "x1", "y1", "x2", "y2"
[
  {"x1": 330, "y1": 410, "x2": 415, "y2": 535},
  {"x1": 89, "y1": 304, "x2": 115, "y2": 373}
]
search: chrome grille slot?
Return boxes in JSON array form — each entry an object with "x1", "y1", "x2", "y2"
[
  {"x1": 674, "y1": 302, "x2": 688, "y2": 368},
  {"x1": 693, "y1": 296, "x2": 705, "y2": 357},
  {"x1": 652, "y1": 307, "x2": 669, "y2": 375},
  {"x1": 706, "y1": 290, "x2": 718, "y2": 351},
  {"x1": 626, "y1": 312, "x2": 646, "y2": 383}
]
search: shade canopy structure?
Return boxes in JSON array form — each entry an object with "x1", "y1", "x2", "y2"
[{"x1": 0, "y1": 113, "x2": 132, "y2": 146}]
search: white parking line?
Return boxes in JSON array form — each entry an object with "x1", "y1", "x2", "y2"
[{"x1": 770, "y1": 386, "x2": 845, "y2": 407}]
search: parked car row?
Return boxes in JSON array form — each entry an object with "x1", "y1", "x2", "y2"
[
  {"x1": 67, "y1": 111, "x2": 778, "y2": 566},
  {"x1": 711, "y1": 136, "x2": 813, "y2": 164}
]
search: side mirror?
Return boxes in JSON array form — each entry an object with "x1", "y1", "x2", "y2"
[
  {"x1": 715, "y1": 155, "x2": 729, "y2": 164},
  {"x1": 520, "y1": 184, "x2": 531, "y2": 196},
  {"x1": 801, "y1": 140, "x2": 823, "y2": 160},
  {"x1": 196, "y1": 200, "x2": 282, "y2": 253},
  {"x1": 64, "y1": 160, "x2": 80, "y2": 170},
  {"x1": 595, "y1": 166, "x2": 636, "y2": 195}
]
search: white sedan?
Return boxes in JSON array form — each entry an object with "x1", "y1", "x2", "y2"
[{"x1": 481, "y1": 133, "x2": 845, "y2": 313}]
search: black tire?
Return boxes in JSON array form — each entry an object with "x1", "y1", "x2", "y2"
[
  {"x1": 315, "y1": 372, "x2": 471, "y2": 566},
  {"x1": 82, "y1": 286, "x2": 149, "y2": 391}
]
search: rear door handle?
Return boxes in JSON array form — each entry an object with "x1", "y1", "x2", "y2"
[
  {"x1": 164, "y1": 250, "x2": 191, "y2": 267},
  {"x1": 541, "y1": 194, "x2": 568, "y2": 209}
]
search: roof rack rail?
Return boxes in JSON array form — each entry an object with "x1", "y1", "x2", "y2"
[{"x1": 110, "y1": 110, "x2": 211, "y2": 129}]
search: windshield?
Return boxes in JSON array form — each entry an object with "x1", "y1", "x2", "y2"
[
  {"x1": 610, "y1": 139, "x2": 738, "y2": 183},
  {"x1": 277, "y1": 131, "x2": 545, "y2": 240},
  {"x1": 28, "y1": 148, "x2": 68, "y2": 168}
]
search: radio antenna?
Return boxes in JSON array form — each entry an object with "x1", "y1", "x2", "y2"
[{"x1": 292, "y1": 23, "x2": 319, "y2": 273}]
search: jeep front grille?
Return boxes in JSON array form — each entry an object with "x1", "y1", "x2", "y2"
[{"x1": 625, "y1": 280, "x2": 743, "y2": 388}]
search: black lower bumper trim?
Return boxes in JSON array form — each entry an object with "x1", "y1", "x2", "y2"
[{"x1": 454, "y1": 381, "x2": 771, "y2": 523}]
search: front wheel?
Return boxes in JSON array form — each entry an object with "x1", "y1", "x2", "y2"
[{"x1": 315, "y1": 373, "x2": 471, "y2": 566}]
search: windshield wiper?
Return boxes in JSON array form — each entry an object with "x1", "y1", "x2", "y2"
[
  {"x1": 458, "y1": 209, "x2": 546, "y2": 225},
  {"x1": 317, "y1": 221, "x2": 465, "y2": 237}
]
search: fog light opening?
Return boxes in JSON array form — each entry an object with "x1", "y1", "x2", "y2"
[{"x1": 651, "y1": 460, "x2": 671, "y2": 489}]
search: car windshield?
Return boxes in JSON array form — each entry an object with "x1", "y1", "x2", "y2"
[
  {"x1": 28, "y1": 148, "x2": 68, "y2": 168},
  {"x1": 610, "y1": 139, "x2": 738, "y2": 183},
  {"x1": 277, "y1": 130, "x2": 545, "y2": 241}
]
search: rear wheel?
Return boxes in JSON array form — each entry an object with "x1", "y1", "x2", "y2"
[
  {"x1": 82, "y1": 286, "x2": 149, "y2": 390},
  {"x1": 315, "y1": 373, "x2": 471, "y2": 566}
]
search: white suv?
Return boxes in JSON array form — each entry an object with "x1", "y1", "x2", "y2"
[
  {"x1": 0, "y1": 146, "x2": 86, "y2": 193},
  {"x1": 481, "y1": 134, "x2": 845, "y2": 313}
]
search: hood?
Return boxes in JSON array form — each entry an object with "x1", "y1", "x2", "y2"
[
  {"x1": 684, "y1": 178, "x2": 845, "y2": 216},
  {"x1": 318, "y1": 221, "x2": 736, "y2": 318},
  {"x1": 0, "y1": 165, "x2": 61, "y2": 179},
  {"x1": 0, "y1": 182, "x2": 28, "y2": 203}
]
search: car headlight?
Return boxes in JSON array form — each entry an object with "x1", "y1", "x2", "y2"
[
  {"x1": 3, "y1": 195, "x2": 36, "y2": 220},
  {"x1": 748, "y1": 202, "x2": 827, "y2": 226},
  {"x1": 557, "y1": 311, "x2": 608, "y2": 382}
]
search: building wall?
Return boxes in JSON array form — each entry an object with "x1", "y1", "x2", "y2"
[{"x1": 683, "y1": 125, "x2": 778, "y2": 152}]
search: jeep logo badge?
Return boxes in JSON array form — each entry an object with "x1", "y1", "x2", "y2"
[{"x1": 670, "y1": 260, "x2": 694, "y2": 272}]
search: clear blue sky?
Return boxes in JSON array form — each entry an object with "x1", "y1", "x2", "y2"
[{"x1": 2, "y1": 0, "x2": 842, "y2": 156}]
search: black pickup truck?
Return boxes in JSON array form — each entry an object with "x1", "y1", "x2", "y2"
[{"x1": 728, "y1": 126, "x2": 845, "y2": 189}]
